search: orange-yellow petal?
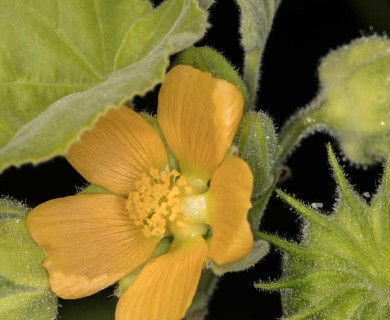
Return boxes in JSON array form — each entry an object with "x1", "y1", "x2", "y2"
[
  {"x1": 67, "y1": 106, "x2": 168, "y2": 195},
  {"x1": 116, "y1": 235, "x2": 208, "y2": 320},
  {"x1": 157, "y1": 65, "x2": 244, "y2": 183},
  {"x1": 207, "y1": 156, "x2": 254, "y2": 265},
  {"x1": 26, "y1": 194, "x2": 159, "y2": 299}
]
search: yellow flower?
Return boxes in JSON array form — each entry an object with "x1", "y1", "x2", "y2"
[{"x1": 26, "y1": 65, "x2": 254, "y2": 320}]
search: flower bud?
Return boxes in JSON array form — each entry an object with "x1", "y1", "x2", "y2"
[
  {"x1": 0, "y1": 198, "x2": 57, "y2": 319},
  {"x1": 318, "y1": 36, "x2": 390, "y2": 164},
  {"x1": 235, "y1": 111, "x2": 279, "y2": 228}
]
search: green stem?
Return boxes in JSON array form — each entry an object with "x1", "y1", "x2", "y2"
[
  {"x1": 278, "y1": 98, "x2": 326, "y2": 163},
  {"x1": 243, "y1": 49, "x2": 262, "y2": 111}
]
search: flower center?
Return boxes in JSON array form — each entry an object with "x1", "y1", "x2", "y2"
[{"x1": 126, "y1": 168, "x2": 195, "y2": 238}]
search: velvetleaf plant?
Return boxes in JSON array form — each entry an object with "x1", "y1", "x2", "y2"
[
  {"x1": 0, "y1": 0, "x2": 390, "y2": 319},
  {"x1": 0, "y1": 0, "x2": 279, "y2": 318},
  {"x1": 26, "y1": 65, "x2": 255, "y2": 320}
]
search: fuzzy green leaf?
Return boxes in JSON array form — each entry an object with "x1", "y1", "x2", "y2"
[
  {"x1": 1, "y1": 285, "x2": 57, "y2": 320},
  {"x1": 0, "y1": 198, "x2": 57, "y2": 320},
  {"x1": 235, "y1": 0, "x2": 281, "y2": 108},
  {"x1": 0, "y1": 0, "x2": 208, "y2": 172},
  {"x1": 261, "y1": 147, "x2": 390, "y2": 319},
  {"x1": 0, "y1": 199, "x2": 47, "y2": 289}
]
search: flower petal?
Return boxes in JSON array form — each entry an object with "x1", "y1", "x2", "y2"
[
  {"x1": 26, "y1": 194, "x2": 158, "y2": 299},
  {"x1": 116, "y1": 235, "x2": 208, "y2": 320},
  {"x1": 67, "y1": 106, "x2": 168, "y2": 195},
  {"x1": 157, "y1": 65, "x2": 244, "y2": 183},
  {"x1": 207, "y1": 156, "x2": 254, "y2": 265}
]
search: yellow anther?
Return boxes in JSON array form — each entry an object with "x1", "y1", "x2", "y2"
[
  {"x1": 169, "y1": 213, "x2": 177, "y2": 221},
  {"x1": 176, "y1": 176, "x2": 187, "y2": 186},
  {"x1": 150, "y1": 168, "x2": 160, "y2": 179},
  {"x1": 160, "y1": 172, "x2": 169, "y2": 183},
  {"x1": 168, "y1": 186, "x2": 180, "y2": 198},
  {"x1": 126, "y1": 167, "x2": 195, "y2": 238}
]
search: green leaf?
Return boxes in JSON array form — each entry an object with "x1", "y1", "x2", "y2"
[
  {"x1": 0, "y1": 0, "x2": 208, "y2": 172},
  {"x1": 235, "y1": 0, "x2": 281, "y2": 108},
  {"x1": 0, "y1": 198, "x2": 57, "y2": 320},
  {"x1": 1, "y1": 282, "x2": 57, "y2": 320},
  {"x1": 0, "y1": 199, "x2": 47, "y2": 289},
  {"x1": 259, "y1": 147, "x2": 390, "y2": 319}
]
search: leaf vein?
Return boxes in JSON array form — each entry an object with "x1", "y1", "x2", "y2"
[
  {"x1": 93, "y1": 0, "x2": 108, "y2": 73},
  {"x1": 26, "y1": 5, "x2": 104, "y2": 81}
]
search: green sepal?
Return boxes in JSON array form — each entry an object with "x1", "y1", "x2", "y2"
[
  {"x1": 210, "y1": 239, "x2": 269, "y2": 275},
  {"x1": 0, "y1": 198, "x2": 57, "y2": 320},
  {"x1": 173, "y1": 46, "x2": 250, "y2": 110},
  {"x1": 185, "y1": 269, "x2": 217, "y2": 319},
  {"x1": 258, "y1": 146, "x2": 390, "y2": 319},
  {"x1": 235, "y1": 111, "x2": 279, "y2": 228},
  {"x1": 80, "y1": 184, "x2": 114, "y2": 195}
]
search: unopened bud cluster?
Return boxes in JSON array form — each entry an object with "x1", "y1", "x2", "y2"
[{"x1": 318, "y1": 36, "x2": 390, "y2": 164}]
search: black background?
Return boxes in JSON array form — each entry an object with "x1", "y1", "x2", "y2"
[
  {"x1": 204, "y1": 1, "x2": 386, "y2": 319},
  {"x1": 1, "y1": 0, "x2": 389, "y2": 319}
]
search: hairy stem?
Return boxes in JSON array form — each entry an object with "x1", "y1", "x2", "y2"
[{"x1": 278, "y1": 98, "x2": 326, "y2": 163}]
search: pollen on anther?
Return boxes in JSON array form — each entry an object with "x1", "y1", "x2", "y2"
[
  {"x1": 177, "y1": 176, "x2": 187, "y2": 186},
  {"x1": 126, "y1": 167, "x2": 190, "y2": 238}
]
